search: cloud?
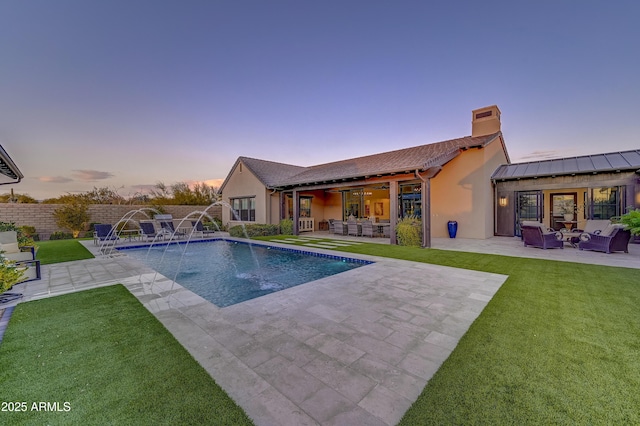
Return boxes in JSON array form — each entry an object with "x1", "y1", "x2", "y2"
[
  {"x1": 515, "y1": 150, "x2": 575, "y2": 162},
  {"x1": 72, "y1": 170, "x2": 114, "y2": 181},
  {"x1": 184, "y1": 178, "x2": 224, "y2": 189},
  {"x1": 202, "y1": 178, "x2": 224, "y2": 188},
  {"x1": 39, "y1": 176, "x2": 73, "y2": 183}
]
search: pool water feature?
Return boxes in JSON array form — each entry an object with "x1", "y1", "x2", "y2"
[{"x1": 121, "y1": 240, "x2": 371, "y2": 307}]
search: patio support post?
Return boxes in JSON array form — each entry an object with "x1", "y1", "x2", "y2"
[
  {"x1": 293, "y1": 189, "x2": 299, "y2": 235},
  {"x1": 390, "y1": 181, "x2": 398, "y2": 245},
  {"x1": 423, "y1": 178, "x2": 430, "y2": 248},
  {"x1": 415, "y1": 170, "x2": 430, "y2": 248}
]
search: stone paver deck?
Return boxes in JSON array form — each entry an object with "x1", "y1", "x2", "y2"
[
  {"x1": 11, "y1": 238, "x2": 505, "y2": 425},
  {"x1": 6, "y1": 235, "x2": 639, "y2": 424}
]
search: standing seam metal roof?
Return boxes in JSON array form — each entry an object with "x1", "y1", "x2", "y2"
[{"x1": 491, "y1": 149, "x2": 640, "y2": 180}]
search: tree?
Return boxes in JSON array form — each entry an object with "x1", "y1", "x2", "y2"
[
  {"x1": 149, "y1": 181, "x2": 219, "y2": 205},
  {"x1": 0, "y1": 192, "x2": 38, "y2": 203},
  {"x1": 53, "y1": 200, "x2": 91, "y2": 238}
]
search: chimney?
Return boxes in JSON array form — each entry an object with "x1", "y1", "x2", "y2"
[{"x1": 471, "y1": 105, "x2": 501, "y2": 137}]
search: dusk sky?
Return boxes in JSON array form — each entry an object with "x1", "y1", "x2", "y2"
[{"x1": 1, "y1": 1, "x2": 638, "y2": 200}]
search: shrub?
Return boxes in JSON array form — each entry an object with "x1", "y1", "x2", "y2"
[
  {"x1": 229, "y1": 224, "x2": 279, "y2": 238},
  {"x1": 0, "y1": 258, "x2": 25, "y2": 293},
  {"x1": 279, "y1": 219, "x2": 293, "y2": 235},
  {"x1": 53, "y1": 200, "x2": 91, "y2": 238},
  {"x1": 619, "y1": 208, "x2": 640, "y2": 236},
  {"x1": 0, "y1": 222, "x2": 37, "y2": 247},
  {"x1": 396, "y1": 216, "x2": 422, "y2": 246},
  {"x1": 49, "y1": 231, "x2": 74, "y2": 240}
]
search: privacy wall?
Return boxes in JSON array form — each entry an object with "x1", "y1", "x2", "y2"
[{"x1": 0, "y1": 204, "x2": 221, "y2": 240}]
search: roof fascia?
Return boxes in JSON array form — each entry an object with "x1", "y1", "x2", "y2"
[{"x1": 0, "y1": 145, "x2": 23, "y2": 184}]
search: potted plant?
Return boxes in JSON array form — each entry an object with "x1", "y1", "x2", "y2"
[
  {"x1": 618, "y1": 208, "x2": 640, "y2": 237},
  {"x1": 557, "y1": 200, "x2": 575, "y2": 221}
]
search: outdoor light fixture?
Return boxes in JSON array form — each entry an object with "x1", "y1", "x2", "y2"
[{"x1": 499, "y1": 196, "x2": 508, "y2": 207}]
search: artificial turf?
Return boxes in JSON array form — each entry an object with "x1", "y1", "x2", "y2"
[
  {"x1": 35, "y1": 239, "x2": 94, "y2": 264},
  {"x1": 0, "y1": 285, "x2": 254, "y2": 425},
  {"x1": 257, "y1": 235, "x2": 640, "y2": 424}
]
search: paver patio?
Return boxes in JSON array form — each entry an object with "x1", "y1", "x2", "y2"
[{"x1": 6, "y1": 235, "x2": 639, "y2": 424}]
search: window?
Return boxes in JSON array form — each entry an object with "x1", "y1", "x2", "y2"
[
  {"x1": 231, "y1": 197, "x2": 255, "y2": 221},
  {"x1": 285, "y1": 195, "x2": 313, "y2": 218},
  {"x1": 590, "y1": 187, "x2": 623, "y2": 220},
  {"x1": 399, "y1": 183, "x2": 422, "y2": 218},
  {"x1": 299, "y1": 197, "x2": 312, "y2": 217}
]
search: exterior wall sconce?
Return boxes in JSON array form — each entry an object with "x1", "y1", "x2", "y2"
[{"x1": 499, "y1": 196, "x2": 508, "y2": 207}]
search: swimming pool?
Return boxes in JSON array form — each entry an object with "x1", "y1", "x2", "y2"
[{"x1": 121, "y1": 240, "x2": 371, "y2": 307}]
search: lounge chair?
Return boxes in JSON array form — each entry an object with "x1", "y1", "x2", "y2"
[
  {"x1": 578, "y1": 224, "x2": 631, "y2": 254},
  {"x1": 93, "y1": 224, "x2": 119, "y2": 245},
  {"x1": 0, "y1": 231, "x2": 36, "y2": 261},
  {"x1": 361, "y1": 220, "x2": 374, "y2": 237},
  {"x1": 140, "y1": 222, "x2": 162, "y2": 241},
  {"x1": 191, "y1": 221, "x2": 217, "y2": 238},
  {"x1": 521, "y1": 221, "x2": 564, "y2": 249},
  {"x1": 159, "y1": 220, "x2": 186, "y2": 239}
]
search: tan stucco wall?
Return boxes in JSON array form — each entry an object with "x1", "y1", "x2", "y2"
[
  {"x1": 431, "y1": 139, "x2": 508, "y2": 238},
  {"x1": 221, "y1": 161, "x2": 269, "y2": 226},
  {"x1": 323, "y1": 191, "x2": 343, "y2": 222}
]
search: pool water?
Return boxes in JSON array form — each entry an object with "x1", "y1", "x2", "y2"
[{"x1": 122, "y1": 240, "x2": 370, "y2": 307}]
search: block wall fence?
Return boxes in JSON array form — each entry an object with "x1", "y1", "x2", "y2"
[{"x1": 0, "y1": 204, "x2": 222, "y2": 240}]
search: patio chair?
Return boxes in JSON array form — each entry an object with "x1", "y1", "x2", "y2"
[
  {"x1": 328, "y1": 219, "x2": 335, "y2": 233},
  {"x1": 191, "y1": 221, "x2": 217, "y2": 238},
  {"x1": 578, "y1": 224, "x2": 631, "y2": 254},
  {"x1": 347, "y1": 220, "x2": 360, "y2": 236},
  {"x1": 568, "y1": 219, "x2": 611, "y2": 245},
  {"x1": 159, "y1": 220, "x2": 186, "y2": 239},
  {"x1": 0, "y1": 231, "x2": 36, "y2": 261},
  {"x1": 140, "y1": 222, "x2": 162, "y2": 241},
  {"x1": 361, "y1": 220, "x2": 374, "y2": 237},
  {"x1": 93, "y1": 224, "x2": 119, "y2": 246},
  {"x1": 333, "y1": 221, "x2": 346, "y2": 235},
  {"x1": 521, "y1": 222, "x2": 564, "y2": 249}
]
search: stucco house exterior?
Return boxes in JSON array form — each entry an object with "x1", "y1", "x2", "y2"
[{"x1": 220, "y1": 105, "x2": 510, "y2": 245}]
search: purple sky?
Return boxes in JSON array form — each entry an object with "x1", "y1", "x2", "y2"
[{"x1": 1, "y1": 1, "x2": 639, "y2": 200}]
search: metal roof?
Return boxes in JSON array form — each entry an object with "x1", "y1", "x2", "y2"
[
  {"x1": 491, "y1": 149, "x2": 640, "y2": 180},
  {"x1": 0, "y1": 145, "x2": 23, "y2": 183}
]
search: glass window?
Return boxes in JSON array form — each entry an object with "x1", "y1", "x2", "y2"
[
  {"x1": 230, "y1": 197, "x2": 256, "y2": 222},
  {"x1": 300, "y1": 197, "x2": 311, "y2": 217},
  {"x1": 591, "y1": 187, "x2": 621, "y2": 220},
  {"x1": 344, "y1": 189, "x2": 362, "y2": 219},
  {"x1": 399, "y1": 183, "x2": 422, "y2": 219}
]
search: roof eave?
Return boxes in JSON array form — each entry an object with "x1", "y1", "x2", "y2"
[{"x1": 0, "y1": 145, "x2": 23, "y2": 184}]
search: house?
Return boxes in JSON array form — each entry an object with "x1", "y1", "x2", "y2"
[
  {"x1": 0, "y1": 145, "x2": 23, "y2": 185},
  {"x1": 493, "y1": 150, "x2": 640, "y2": 237},
  {"x1": 220, "y1": 105, "x2": 510, "y2": 245}
]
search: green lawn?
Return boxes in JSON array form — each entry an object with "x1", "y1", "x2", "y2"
[
  {"x1": 0, "y1": 285, "x2": 253, "y2": 425},
  {"x1": 35, "y1": 239, "x2": 94, "y2": 264},
  {"x1": 258, "y1": 236, "x2": 640, "y2": 424}
]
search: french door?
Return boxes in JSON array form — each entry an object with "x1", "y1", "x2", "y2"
[{"x1": 515, "y1": 191, "x2": 543, "y2": 237}]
